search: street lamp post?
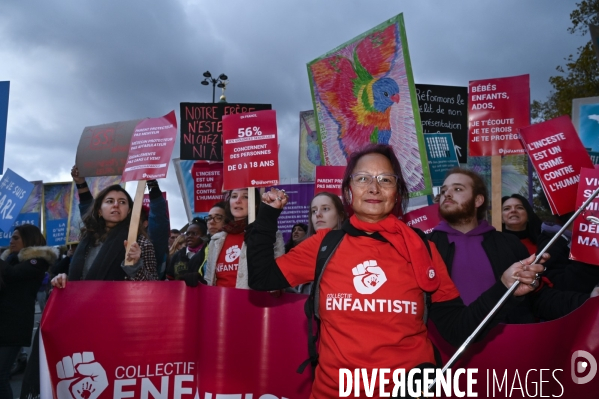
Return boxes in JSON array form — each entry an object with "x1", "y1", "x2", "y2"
[{"x1": 201, "y1": 71, "x2": 228, "y2": 103}]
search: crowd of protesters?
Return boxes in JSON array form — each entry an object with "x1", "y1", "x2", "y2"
[{"x1": 1, "y1": 148, "x2": 599, "y2": 398}]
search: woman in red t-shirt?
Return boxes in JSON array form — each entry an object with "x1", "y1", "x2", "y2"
[
  {"x1": 204, "y1": 188, "x2": 285, "y2": 288},
  {"x1": 247, "y1": 144, "x2": 546, "y2": 398}
]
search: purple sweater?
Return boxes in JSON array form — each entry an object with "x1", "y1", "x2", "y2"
[{"x1": 434, "y1": 220, "x2": 497, "y2": 305}]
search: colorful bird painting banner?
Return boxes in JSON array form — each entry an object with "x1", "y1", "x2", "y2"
[
  {"x1": 43, "y1": 182, "x2": 73, "y2": 246},
  {"x1": 307, "y1": 14, "x2": 432, "y2": 197},
  {"x1": 298, "y1": 110, "x2": 321, "y2": 182}
]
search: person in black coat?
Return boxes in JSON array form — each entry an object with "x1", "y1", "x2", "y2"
[
  {"x1": 0, "y1": 224, "x2": 58, "y2": 399},
  {"x1": 166, "y1": 218, "x2": 209, "y2": 286}
]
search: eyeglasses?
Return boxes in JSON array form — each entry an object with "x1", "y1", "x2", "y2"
[
  {"x1": 350, "y1": 174, "x2": 399, "y2": 188},
  {"x1": 203, "y1": 215, "x2": 224, "y2": 222}
]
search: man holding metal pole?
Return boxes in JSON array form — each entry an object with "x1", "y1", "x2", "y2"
[{"x1": 428, "y1": 168, "x2": 597, "y2": 324}]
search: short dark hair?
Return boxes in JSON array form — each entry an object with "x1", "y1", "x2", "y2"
[
  {"x1": 341, "y1": 144, "x2": 409, "y2": 217},
  {"x1": 14, "y1": 224, "x2": 46, "y2": 248},
  {"x1": 189, "y1": 217, "x2": 208, "y2": 236},
  {"x1": 445, "y1": 167, "x2": 488, "y2": 220},
  {"x1": 170, "y1": 229, "x2": 180, "y2": 235}
]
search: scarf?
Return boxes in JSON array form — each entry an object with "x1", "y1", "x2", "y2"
[
  {"x1": 350, "y1": 214, "x2": 439, "y2": 292},
  {"x1": 223, "y1": 218, "x2": 247, "y2": 235},
  {"x1": 69, "y1": 221, "x2": 130, "y2": 281}
]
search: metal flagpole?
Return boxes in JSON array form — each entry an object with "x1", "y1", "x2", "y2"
[{"x1": 427, "y1": 186, "x2": 599, "y2": 393}]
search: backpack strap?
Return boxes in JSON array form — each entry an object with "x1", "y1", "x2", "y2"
[
  {"x1": 297, "y1": 229, "x2": 346, "y2": 375},
  {"x1": 298, "y1": 226, "x2": 438, "y2": 376}
]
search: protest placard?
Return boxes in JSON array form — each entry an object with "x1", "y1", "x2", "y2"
[
  {"x1": 0, "y1": 169, "x2": 35, "y2": 232},
  {"x1": 314, "y1": 166, "x2": 345, "y2": 197},
  {"x1": 191, "y1": 161, "x2": 224, "y2": 212},
  {"x1": 570, "y1": 168, "x2": 599, "y2": 265},
  {"x1": 222, "y1": 110, "x2": 279, "y2": 190},
  {"x1": 416, "y1": 84, "x2": 468, "y2": 163},
  {"x1": 400, "y1": 203, "x2": 440, "y2": 234},
  {"x1": 424, "y1": 133, "x2": 460, "y2": 186},
  {"x1": 468, "y1": 74, "x2": 529, "y2": 157},
  {"x1": 298, "y1": 110, "x2": 321, "y2": 182},
  {"x1": 572, "y1": 96, "x2": 599, "y2": 158},
  {"x1": 180, "y1": 102, "x2": 272, "y2": 162},
  {"x1": 0, "y1": 81, "x2": 9, "y2": 171},
  {"x1": 121, "y1": 111, "x2": 177, "y2": 182},
  {"x1": 0, "y1": 180, "x2": 42, "y2": 246},
  {"x1": 519, "y1": 116, "x2": 594, "y2": 215},
  {"x1": 76, "y1": 118, "x2": 141, "y2": 177},
  {"x1": 43, "y1": 182, "x2": 73, "y2": 246},
  {"x1": 266, "y1": 183, "x2": 313, "y2": 242},
  {"x1": 307, "y1": 13, "x2": 431, "y2": 197}
]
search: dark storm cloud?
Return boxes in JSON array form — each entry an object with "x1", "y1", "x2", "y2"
[{"x1": 0, "y1": 0, "x2": 588, "y2": 227}]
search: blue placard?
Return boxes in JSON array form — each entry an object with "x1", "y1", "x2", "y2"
[
  {"x1": 46, "y1": 218, "x2": 68, "y2": 246},
  {"x1": 424, "y1": 133, "x2": 460, "y2": 186},
  {"x1": 0, "y1": 212, "x2": 41, "y2": 247},
  {"x1": 0, "y1": 169, "x2": 35, "y2": 232},
  {"x1": 0, "y1": 82, "x2": 8, "y2": 171}
]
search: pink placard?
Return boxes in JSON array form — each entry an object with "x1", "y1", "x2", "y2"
[
  {"x1": 400, "y1": 204, "x2": 440, "y2": 234},
  {"x1": 570, "y1": 168, "x2": 599, "y2": 265},
  {"x1": 468, "y1": 74, "x2": 529, "y2": 156},
  {"x1": 191, "y1": 161, "x2": 224, "y2": 212},
  {"x1": 222, "y1": 110, "x2": 279, "y2": 189},
  {"x1": 519, "y1": 116, "x2": 594, "y2": 215},
  {"x1": 121, "y1": 111, "x2": 178, "y2": 182},
  {"x1": 314, "y1": 166, "x2": 345, "y2": 196}
]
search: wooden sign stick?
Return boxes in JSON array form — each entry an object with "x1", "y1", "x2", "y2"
[
  {"x1": 125, "y1": 180, "x2": 147, "y2": 266},
  {"x1": 248, "y1": 187, "x2": 256, "y2": 223},
  {"x1": 491, "y1": 155, "x2": 502, "y2": 231}
]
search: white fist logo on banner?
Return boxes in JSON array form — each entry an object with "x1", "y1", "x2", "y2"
[
  {"x1": 225, "y1": 245, "x2": 241, "y2": 262},
  {"x1": 352, "y1": 260, "x2": 387, "y2": 294},
  {"x1": 56, "y1": 352, "x2": 108, "y2": 399}
]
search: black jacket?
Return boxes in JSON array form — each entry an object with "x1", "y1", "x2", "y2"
[
  {"x1": 428, "y1": 229, "x2": 589, "y2": 323},
  {"x1": 0, "y1": 246, "x2": 58, "y2": 346}
]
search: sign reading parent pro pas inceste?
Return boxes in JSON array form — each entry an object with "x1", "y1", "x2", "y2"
[
  {"x1": 519, "y1": 116, "x2": 594, "y2": 215},
  {"x1": 222, "y1": 110, "x2": 279, "y2": 190},
  {"x1": 468, "y1": 74, "x2": 529, "y2": 157},
  {"x1": 121, "y1": 111, "x2": 177, "y2": 182},
  {"x1": 570, "y1": 168, "x2": 599, "y2": 265},
  {"x1": 192, "y1": 161, "x2": 224, "y2": 212},
  {"x1": 0, "y1": 169, "x2": 35, "y2": 233}
]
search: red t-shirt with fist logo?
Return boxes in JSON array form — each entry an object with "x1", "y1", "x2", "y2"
[
  {"x1": 276, "y1": 229, "x2": 459, "y2": 398},
  {"x1": 215, "y1": 233, "x2": 244, "y2": 287}
]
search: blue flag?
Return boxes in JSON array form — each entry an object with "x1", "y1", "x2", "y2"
[{"x1": 0, "y1": 169, "x2": 35, "y2": 232}]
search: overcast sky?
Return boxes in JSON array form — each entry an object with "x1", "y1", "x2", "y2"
[{"x1": 0, "y1": 0, "x2": 588, "y2": 229}]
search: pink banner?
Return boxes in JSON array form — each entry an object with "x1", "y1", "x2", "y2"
[
  {"x1": 121, "y1": 111, "x2": 178, "y2": 182},
  {"x1": 400, "y1": 204, "x2": 440, "y2": 234},
  {"x1": 519, "y1": 116, "x2": 594, "y2": 215},
  {"x1": 222, "y1": 110, "x2": 279, "y2": 189},
  {"x1": 468, "y1": 74, "x2": 529, "y2": 157},
  {"x1": 570, "y1": 168, "x2": 599, "y2": 265},
  {"x1": 191, "y1": 161, "x2": 224, "y2": 212},
  {"x1": 41, "y1": 283, "x2": 599, "y2": 398},
  {"x1": 314, "y1": 166, "x2": 345, "y2": 196}
]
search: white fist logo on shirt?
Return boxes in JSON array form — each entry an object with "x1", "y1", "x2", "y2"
[
  {"x1": 225, "y1": 245, "x2": 241, "y2": 263},
  {"x1": 352, "y1": 260, "x2": 387, "y2": 294},
  {"x1": 56, "y1": 352, "x2": 108, "y2": 399}
]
